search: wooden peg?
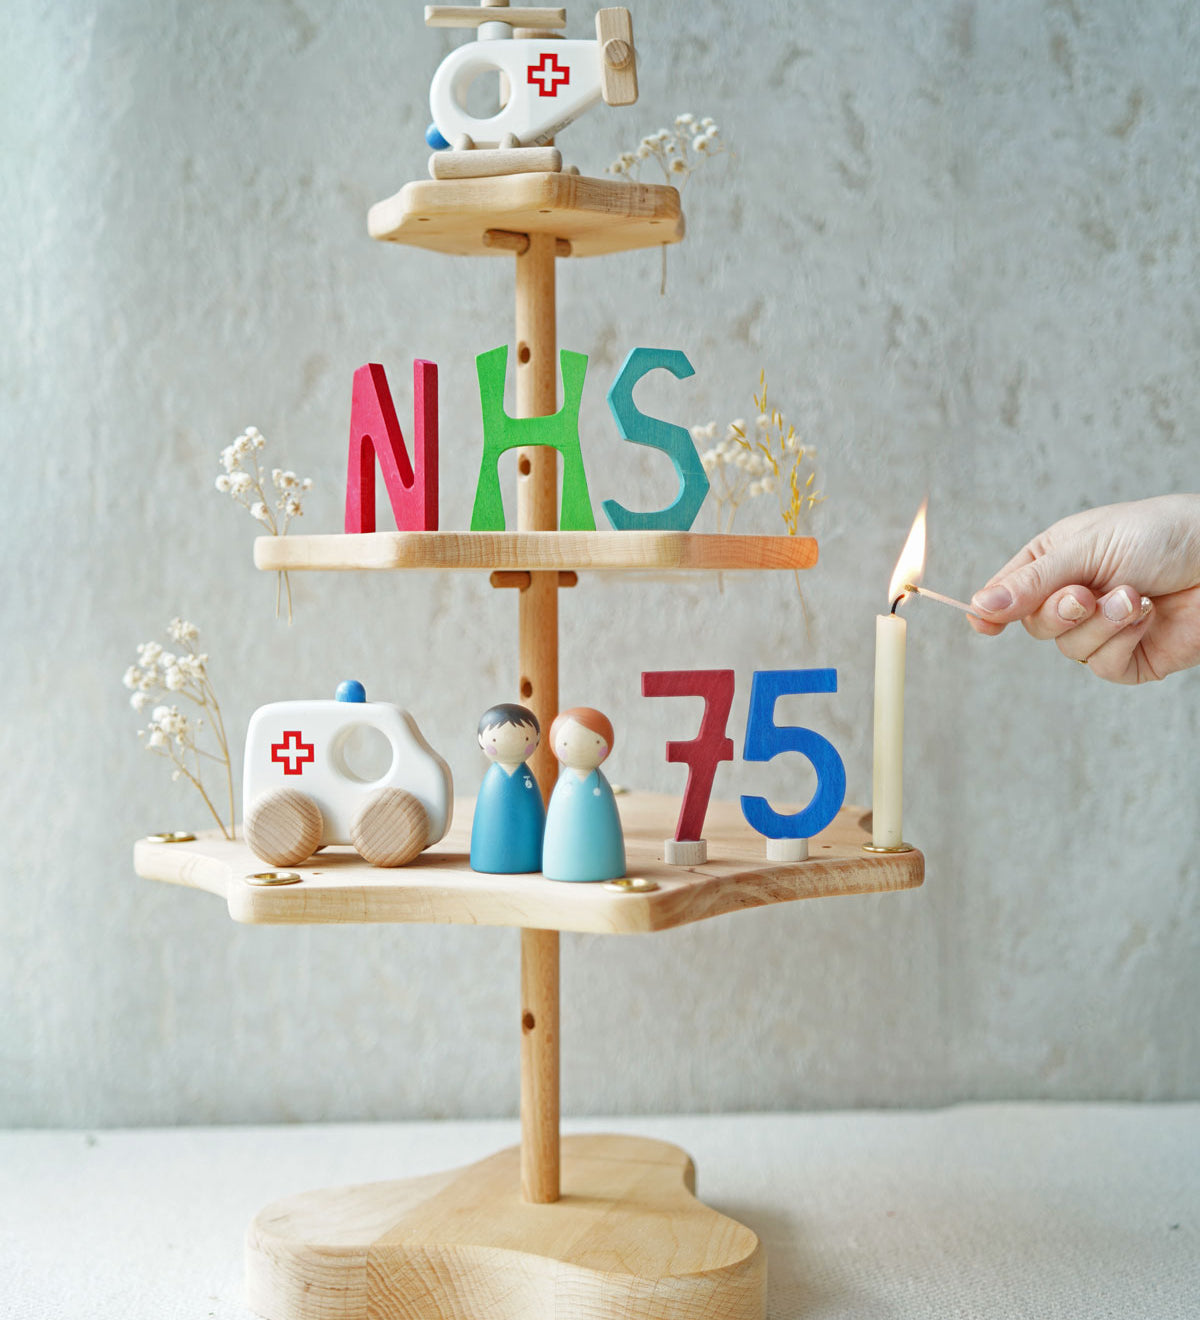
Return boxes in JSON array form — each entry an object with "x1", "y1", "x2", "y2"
[
  {"x1": 425, "y1": 5, "x2": 566, "y2": 29},
  {"x1": 452, "y1": 133, "x2": 475, "y2": 152},
  {"x1": 664, "y1": 838, "x2": 707, "y2": 866},
  {"x1": 767, "y1": 837, "x2": 809, "y2": 862},
  {"x1": 483, "y1": 230, "x2": 572, "y2": 257},
  {"x1": 489, "y1": 570, "x2": 578, "y2": 590},
  {"x1": 429, "y1": 147, "x2": 562, "y2": 181},
  {"x1": 604, "y1": 38, "x2": 632, "y2": 69},
  {"x1": 483, "y1": 229, "x2": 531, "y2": 255},
  {"x1": 596, "y1": 8, "x2": 638, "y2": 106},
  {"x1": 491, "y1": 570, "x2": 532, "y2": 590}
]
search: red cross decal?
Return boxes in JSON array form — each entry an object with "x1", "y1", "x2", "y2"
[
  {"x1": 527, "y1": 51, "x2": 570, "y2": 98},
  {"x1": 271, "y1": 729, "x2": 315, "y2": 776}
]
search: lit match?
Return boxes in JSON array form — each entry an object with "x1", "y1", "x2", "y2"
[{"x1": 903, "y1": 584, "x2": 980, "y2": 618}]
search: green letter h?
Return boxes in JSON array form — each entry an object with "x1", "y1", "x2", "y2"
[{"x1": 469, "y1": 345, "x2": 596, "y2": 531}]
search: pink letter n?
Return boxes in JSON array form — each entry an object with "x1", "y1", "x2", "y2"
[{"x1": 345, "y1": 361, "x2": 438, "y2": 532}]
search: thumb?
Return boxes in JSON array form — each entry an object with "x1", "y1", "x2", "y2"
[{"x1": 971, "y1": 545, "x2": 1090, "y2": 622}]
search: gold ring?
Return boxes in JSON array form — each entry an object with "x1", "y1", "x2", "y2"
[{"x1": 1074, "y1": 657, "x2": 1089, "y2": 666}]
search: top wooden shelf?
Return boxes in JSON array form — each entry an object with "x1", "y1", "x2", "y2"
[
  {"x1": 255, "y1": 530, "x2": 817, "y2": 574},
  {"x1": 367, "y1": 172, "x2": 684, "y2": 258}
]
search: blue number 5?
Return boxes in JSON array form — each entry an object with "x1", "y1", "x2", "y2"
[{"x1": 740, "y1": 669, "x2": 847, "y2": 840}]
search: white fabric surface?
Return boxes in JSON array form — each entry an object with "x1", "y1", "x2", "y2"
[{"x1": 2, "y1": 1105, "x2": 1197, "y2": 1319}]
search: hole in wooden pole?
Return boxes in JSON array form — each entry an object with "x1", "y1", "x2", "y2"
[
  {"x1": 520, "y1": 677, "x2": 533, "y2": 699},
  {"x1": 517, "y1": 342, "x2": 531, "y2": 364},
  {"x1": 522, "y1": 1012, "x2": 536, "y2": 1032},
  {"x1": 518, "y1": 455, "x2": 531, "y2": 476}
]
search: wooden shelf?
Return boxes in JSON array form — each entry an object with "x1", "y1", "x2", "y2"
[
  {"x1": 367, "y1": 172, "x2": 683, "y2": 258},
  {"x1": 254, "y1": 530, "x2": 817, "y2": 574},
  {"x1": 134, "y1": 793, "x2": 923, "y2": 934}
]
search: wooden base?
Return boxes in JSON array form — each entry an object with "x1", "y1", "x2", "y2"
[{"x1": 245, "y1": 1133, "x2": 765, "y2": 1320}]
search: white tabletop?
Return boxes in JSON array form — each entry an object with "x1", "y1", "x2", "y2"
[{"x1": 3, "y1": 1105, "x2": 1197, "y2": 1319}]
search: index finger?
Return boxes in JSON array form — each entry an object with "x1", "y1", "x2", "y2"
[
  {"x1": 970, "y1": 545, "x2": 1036, "y2": 633},
  {"x1": 980, "y1": 543, "x2": 1036, "y2": 590}
]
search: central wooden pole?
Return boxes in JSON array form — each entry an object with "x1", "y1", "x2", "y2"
[{"x1": 515, "y1": 230, "x2": 561, "y2": 1204}]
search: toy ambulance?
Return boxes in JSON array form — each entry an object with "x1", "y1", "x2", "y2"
[{"x1": 242, "y1": 681, "x2": 453, "y2": 868}]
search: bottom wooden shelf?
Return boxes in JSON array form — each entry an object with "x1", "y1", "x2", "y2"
[
  {"x1": 246, "y1": 1133, "x2": 765, "y2": 1320},
  {"x1": 134, "y1": 793, "x2": 923, "y2": 934}
]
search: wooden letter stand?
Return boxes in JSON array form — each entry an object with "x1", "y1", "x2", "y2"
[{"x1": 135, "y1": 98, "x2": 923, "y2": 1320}]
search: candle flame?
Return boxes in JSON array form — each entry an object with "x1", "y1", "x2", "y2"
[{"x1": 888, "y1": 499, "x2": 927, "y2": 606}]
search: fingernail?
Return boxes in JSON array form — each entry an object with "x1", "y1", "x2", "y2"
[
  {"x1": 1102, "y1": 588, "x2": 1135, "y2": 622},
  {"x1": 1057, "y1": 593, "x2": 1088, "y2": 622},
  {"x1": 973, "y1": 585, "x2": 1013, "y2": 614}
]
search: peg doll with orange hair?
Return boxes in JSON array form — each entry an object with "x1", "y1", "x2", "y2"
[{"x1": 541, "y1": 706, "x2": 626, "y2": 883}]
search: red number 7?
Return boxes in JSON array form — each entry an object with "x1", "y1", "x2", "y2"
[{"x1": 641, "y1": 670, "x2": 735, "y2": 841}]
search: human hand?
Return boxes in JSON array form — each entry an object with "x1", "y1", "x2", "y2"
[{"x1": 968, "y1": 495, "x2": 1200, "y2": 683}]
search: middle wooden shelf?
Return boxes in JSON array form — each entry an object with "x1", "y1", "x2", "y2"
[
  {"x1": 255, "y1": 530, "x2": 817, "y2": 574},
  {"x1": 135, "y1": 794, "x2": 923, "y2": 934}
]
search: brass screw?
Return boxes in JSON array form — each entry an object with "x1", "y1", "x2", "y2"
[
  {"x1": 246, "y1": 871, "x2": 303, "y2": 886},
  {"x1": 603, "y1": 876, "x2": 659, "y2": 894},
  {"x1": 146, "y1": 832, "x2": 196, "y2": 844}
]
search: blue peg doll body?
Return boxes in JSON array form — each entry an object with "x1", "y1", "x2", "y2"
[
  {"x1": 541, "y1": 706, "x2": 626, "y2": 883},
  {"x1": 469, "y1": 704, "x2": 545, "y2": 874}
]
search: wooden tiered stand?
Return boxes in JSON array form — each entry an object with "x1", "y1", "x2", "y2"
[{"x1": 135, "y1": 171, "x2": 923, "y2": 1319}]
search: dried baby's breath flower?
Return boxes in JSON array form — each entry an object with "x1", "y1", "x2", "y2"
[
  {"x1": 695, "y1": 372, "x2": 826, "y2": 594},
  {"x1": 607, "y1": 113, "x2": 726, "y2": 189},
  {"x1": 215, "y1": 427, "x2": 313, "y2": 622},
  {"x1": 124, "y1": 620, "x2": 234, "y2": 838},
  {"x1": 606, "y1": 113, "x2": 729, "y2": 293},
  {"x1": 728, "y1": 373, "x2": 824, "y2": 540},
  {"x1": 694, "y1": 420, "x2": 764, "y2": 535},
  {"x1": 167, "y1": 618, "x2": 198, "y2": 644}
]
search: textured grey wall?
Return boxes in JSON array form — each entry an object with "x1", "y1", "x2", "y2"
[{"x1": 3, "y1": 0, "x2": 1198, "y2": 1128}]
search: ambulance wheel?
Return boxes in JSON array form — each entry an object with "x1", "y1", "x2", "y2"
[
  {"x1": 244, "y1": 789, "x2": 323, "y2": 867},
  {"x1": 351, "y1": 788, "x2": 429, "y2": 867}
]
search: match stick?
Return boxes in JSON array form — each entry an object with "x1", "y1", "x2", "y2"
[{"x1": 905, "y1": 584, "x2": 980, "y2": 617}]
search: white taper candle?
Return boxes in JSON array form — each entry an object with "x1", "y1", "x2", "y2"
[
  {"x1": 872, "y1": 611, "x2": 907, "y2": 849},
  {"x1": 872, "y1": 499, "x2": 925, "y2": 852}
]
